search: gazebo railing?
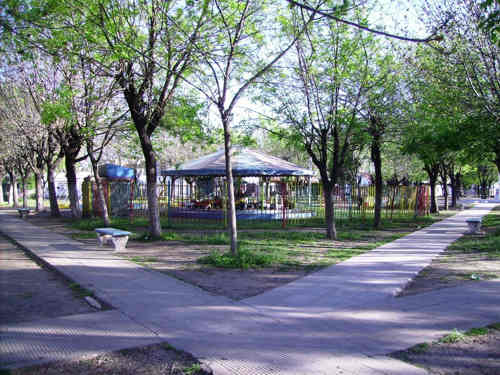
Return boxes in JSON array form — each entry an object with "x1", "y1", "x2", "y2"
[{"x1": 127, "y1": 180, "x2": 428, "y2": 228}]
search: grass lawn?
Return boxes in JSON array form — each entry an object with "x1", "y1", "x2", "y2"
[
  {"x1": 393, "y1": 205, "x2": 500, "y2": 375},
  {"x1": 391, "y1": 322, "x2": 500, "y2": 374},
  {"x1": 447, "y1": 206, "x2": 500, "y2": 259},
  {"x1": 69, "y1": 212, "x2": 447, "y2": 269}
]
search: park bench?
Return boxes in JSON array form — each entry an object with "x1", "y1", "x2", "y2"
[
  {"x1": 95, "y1": 227, "x2": 132, "y2": 252},
  {"x1": 465, "y1": 217, "x2": 482, "y2": 234},
  {"x1": 17, "y1": 208, "x2": 31, "y2": 218}
]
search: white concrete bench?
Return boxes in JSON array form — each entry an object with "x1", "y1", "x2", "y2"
[
  {"x1": 465, "y1": 218, "x2": 482, "y2": 234},
  {"x1": 17, "y1": 208, "x2": 31, "y2": 218},
  {"x1": 95, "y1": 228, "x2": 132, "y2": 252}
]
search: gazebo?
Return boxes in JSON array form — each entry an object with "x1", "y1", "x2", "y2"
[{"x1": 160, "y1": 148, "x2": 317, "y2": 222}]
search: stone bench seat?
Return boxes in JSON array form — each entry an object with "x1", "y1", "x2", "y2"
[
  {"x1": 95, "y1": 228, "x2": 132, "y2": 252},
  {"x1": 465, "y1": 218, "x2": 481, "y2": 223},
  {"x1": 17, "y1": 208, "x2": 31, "y2": 218}
]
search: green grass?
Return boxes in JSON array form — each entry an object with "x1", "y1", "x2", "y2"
[
  {"x1": 69, "y1": 283, "x2": 94, "y2": 298},
  {"x1": 465, "y1": 327, "x2": 489, "y2": 336},
  {"x1": 487, "y1": 322, "x2": 500, "y2": 330},
  {"x1": 130, "y1": 256, "x2": 158, "y2": 264},
  {"x1": 71, "y1": 217, "x2": 149, "y2": 231},
  {"x1": 72, "y1": 210, "x2": 441, "y2": 233},
  {"x1": 183, "y1": 364, "x2": 202, "y2": 375},
  {"x1": 66, "y1": 209, "x2": 446, "y2": 270},
  {"x1": 438, "y1": 329, "x2": 465, "y2": 344},
  {"x1": 448, "y1": 206, "x2": 500, "y2": 258},
  {"x1": 408, "y1": 342, "x2": 430, "y2": 353},
  {"x1": 196, "y1": 230, "x2": 403, "y2": 269},
  {"x1": 198, "y1": 247, "x2": 285, "y2": 269},
  {"x1": 435, "y1": 323, "x2": 500, "y2": 345},
  {"x1": 71, "y1": 232, "x2": 99, "y2": 240}
]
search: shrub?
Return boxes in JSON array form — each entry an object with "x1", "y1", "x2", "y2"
[{"x1": 198, "y1": 247, "x2": 278, "y2": 269}]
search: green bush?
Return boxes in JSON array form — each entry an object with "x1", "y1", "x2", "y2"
[{"x1": 198, "y1": 247, "x2": 279, "y2": 269}]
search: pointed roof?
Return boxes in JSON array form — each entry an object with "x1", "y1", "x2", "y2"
[{"x1": 161, "y1": 148, "x2": 314, "y2": 177}]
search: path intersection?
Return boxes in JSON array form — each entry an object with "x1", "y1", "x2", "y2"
[{"x1": 1, "y1": 203, "x2": 499, "y2": 374}]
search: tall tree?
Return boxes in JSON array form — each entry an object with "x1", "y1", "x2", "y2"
[
  {"x1": 267, "y1": 8, "x2": 374, "y2": 239},
  {"x1": 423, "y1": 0, "x2": 500, "y2": 171},
  {"x1": 362, "y1": 53, "x2": 403, "y2": 228},
  {"x1": 185, "y1": 0, "x2": 318, "y2": 252},
  {"x1": 3, "y1": 0, "x2": 211, "y2": 237}
]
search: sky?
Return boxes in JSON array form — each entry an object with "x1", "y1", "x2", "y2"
[{"x1": 223, "y1": 0, "x2": 430, "y2": 134}]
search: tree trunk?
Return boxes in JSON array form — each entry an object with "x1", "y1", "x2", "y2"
[
  {"x1": 425, "y1": 164, "x2": 439, "y2": 214},
  {"x1": 494, "y1": 141, "x2": 500, "y2": 174},
  {"x1": 0, "y1": 175, "x2": 4, "y2": 203},
  {"x1": 449, "y1": 171, "x2": 458, "y2": 208},
  {"x1": 456, "y1": 173, "x2": 463, "y2": 198},
  {"x1": 139, "y1": 133, "x2": 161, "y2": 238},
  {"x1": 441, "y1": 181, "x2": 448, "y2": 210},
  {"x1": 47, "y1": 165, "x2": 61, "y2": 217},
  {"x1": 371, "y1": 134, "x2": 383, "y2": 229},
  {"x1": 439, "y1": 164, "x2": 448, "y2": 211},
  {"x1": 9, "y1": 172, "x2": 19, "y2": 208},
  {"x1": 65, "y1": 153, "x2": 82, "y2": 218},
  {"x1": 21, "y1": 175, "x2": 27, "y2": 208},
  {"x1": 35, "y1": 172, "x2": 44, "y2": 211},
  {"x1": 323, "y1": 183, "x2": 337, "y2": 240},
  {"x1": 90, "y1": 158, "x2": 110, "y2": 226},
  {"x1": 8, "y1": 178, "x2": 13, "y2": 205},
  {"x1": 222, "y1": 115, "x2": 238, "y2": 254}
]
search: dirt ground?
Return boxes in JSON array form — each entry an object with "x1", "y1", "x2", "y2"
[
  {"x1": 25, "y1": 209, "x2": 500, "y2": 301},
  {"x1": 399, "y1": 231, "x2": 500, "y2": 297},
  {"x1": 10, "y1": 343, "x2": 211, "y2": 375},
  {"x1": 25, "y1": 212, "x2": 403, "y2": 300},
  {"x1": 0, "y1": 226, "x2": 209, "y2": 375},
  {"x1": 8, "y1": 207, "x2": 500, "y2": 375},
  {"x1": 391, "y1": 326, "x2": 500, "y2": 375},
  {"x1": 0, "y1": 235, "x2": 95, "y2": 324}
]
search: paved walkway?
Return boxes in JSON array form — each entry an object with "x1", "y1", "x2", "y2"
[{"x1": 1, "y1": 204, "x2": 499, "y2": 374}]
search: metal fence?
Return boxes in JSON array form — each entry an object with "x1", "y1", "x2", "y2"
[{"x1": 126, "y1": 179, "x2": 430, "y2": 227}]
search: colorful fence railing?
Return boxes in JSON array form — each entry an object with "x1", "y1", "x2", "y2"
[
  {"x1": 130, "y1": 180, "x2": 429, "y2": 227},
  {"x1": 83, "y1": 177, "x2": 430, "y2": 227}
]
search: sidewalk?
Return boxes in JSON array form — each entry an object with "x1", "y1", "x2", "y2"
[{"x1": 1, "y1": 204, "x2": 499, "y2": 374}]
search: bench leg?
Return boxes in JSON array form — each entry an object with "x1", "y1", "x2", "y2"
[
  {"x1": 111, "y1": 236, "x2": 129, "y2": 252},
  {"x1": 467, "y1": 222, "x2": 481, "y2": 234},
  {"x1": 97, "y1": 234, "x2": 111, "y2": 247}
]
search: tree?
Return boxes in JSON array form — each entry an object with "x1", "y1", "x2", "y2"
[
  {"x1": 285, "y1": 0, "x2": 445, "y2": 43},
  {"x1": 0, "y1": 131, "x2": 19, "y2": 208},
  {"x1": 0, "y1": 79, "x2": 40, "y2": 209},
  {"x1": 402, "y1": 41, "x2": 477, "y2": 214},
  {"x1": 21, "y1": 61, "x2": 66, "y2": 216},
  {"x1": 3, "y1": 0, "x2": 211, "y2": 238},
  {"x1": 476, "y1": 162, "x2": 497, "y2": 198},
  {"x1": 478, "y1": 0, "x2": 500, "y2": 46},
  {"x1": 267, "y1": 7, "x2": 375, "y2": 239},
  {"x1": 423, "y1": 0, "x2": 500, "y2": 171},
  {"x1": 362, "y1": 53, "x2": 404, "y2": 228},
  {"x1": 185, "y1": 0, "x2": 317, "y2": 252}
]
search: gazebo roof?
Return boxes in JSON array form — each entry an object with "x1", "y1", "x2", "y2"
[{"x1": 161, "y1": 148, "x2": 314, "y2": 177}]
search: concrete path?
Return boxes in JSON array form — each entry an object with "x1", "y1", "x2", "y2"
[
  {"x1": 1, "y1": 204, "x2": 499, "y2": 374},
  {"x1": 1, "y1": 310, "x2": 162, "y2": 369}
]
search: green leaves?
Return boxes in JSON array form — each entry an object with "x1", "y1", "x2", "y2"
[
  {"x1": 40, "y1": 85, "x2": 74, "y2": 126},
  {"x1": 479, "y1": 0, "x2": 500, "y2": 45},
  {"x1": 159, "y1": 96, "x2": 212, "y2": 145}
]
